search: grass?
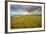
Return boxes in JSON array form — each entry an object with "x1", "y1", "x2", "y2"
[{"x1": 11, "y1": 15, "x2": 42, "y2": 29}]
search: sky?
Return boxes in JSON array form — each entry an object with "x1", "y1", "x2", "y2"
[{"x1": 10, "y1": 4, "x2": 42, "y2": 16}]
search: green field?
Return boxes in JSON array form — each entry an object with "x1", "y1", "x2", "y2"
[{"x1": 11, "y1": 15, "x2": 42, "y2": 29}]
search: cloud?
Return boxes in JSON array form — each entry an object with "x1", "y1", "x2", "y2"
[{"x1": 10, "y1": 5, "x2": 42, "y2": 16}]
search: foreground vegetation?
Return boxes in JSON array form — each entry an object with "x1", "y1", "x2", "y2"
[{"x1": 11, "y1": 15, "x2": 42, "y2": 29}]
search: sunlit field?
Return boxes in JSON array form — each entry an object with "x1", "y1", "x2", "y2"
[{"x1": 11, "y1": 15, "x2": 42, "y2": 29}]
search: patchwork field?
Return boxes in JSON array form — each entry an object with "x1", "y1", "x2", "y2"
[{"x1": 11, "y1": 15, "x2": 42, "y2": 29}]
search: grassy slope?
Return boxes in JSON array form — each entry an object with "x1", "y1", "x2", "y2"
[{"x1": 11, "y1": 15, "x2": 42, "y2": 29}]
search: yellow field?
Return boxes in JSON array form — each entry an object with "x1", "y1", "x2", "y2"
[{"x1": 11, "y1": 15, "x2": 42, "y2": 29}]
